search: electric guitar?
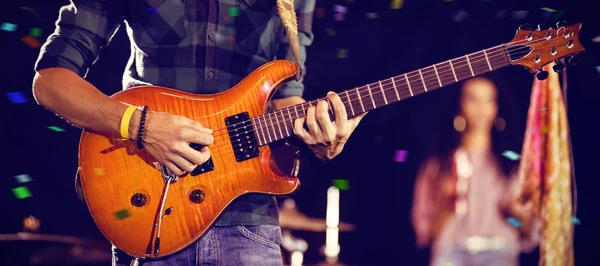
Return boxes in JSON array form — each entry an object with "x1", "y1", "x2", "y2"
[{"x1": 78, "y1": 23, "x2": 585, "y2": 258}]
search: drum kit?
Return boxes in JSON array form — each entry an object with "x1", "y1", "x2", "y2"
[{"x1": 1, "y1": 189, "x2": 355, "y2": 266}]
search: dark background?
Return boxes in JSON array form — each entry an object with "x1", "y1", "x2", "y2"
[{"x1": 1, "y1": 0, "x2": 598, "y2": 265}]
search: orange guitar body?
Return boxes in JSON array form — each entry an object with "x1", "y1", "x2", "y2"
[{"x1": 78, "y1": 60, "x2": 300, "y2": 258}]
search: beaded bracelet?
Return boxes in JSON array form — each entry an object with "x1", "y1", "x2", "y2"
[{"x1": 136, "y1": 106, "x2": 149, "y2": 149}]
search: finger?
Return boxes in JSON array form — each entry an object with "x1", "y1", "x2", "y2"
[
  {"x1": 294, "y1": 117, "x2": 317, "y2": 145},
  {"x1": 169, "y1": 154, "x2": 198, "y2": 173},
  {"x1": 163, "y1": 161, "x2": 186, "y2": 176},
  {"x1": 315, "y1": 99, "x2": 336, "y2": 145},
  {"x1": 184, "y1": 118, "x2": 213, "y2": 134},
  {"x1": 178, "y1": 145, "x2": 211, "y2": 166},
  {"x1": 306, "y1": 105, "x2": 323, "y2": 143},
  {"x1": 177, "y1": 127, "x2": 214, "y2": 145},
  {"x1": 327, "y1": 92, "x2": 348, "y2": 136}
]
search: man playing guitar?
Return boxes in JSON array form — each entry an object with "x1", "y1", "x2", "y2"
[{"x1": 32, "y1": 0, "x2": 364, "y2": 265}]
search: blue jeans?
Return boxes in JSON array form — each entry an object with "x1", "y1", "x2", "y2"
[
  {"x1": 112, "y1": 225, "x2": 283, "y2": 266},
  {"x1": 431, "y1": 246, "x2": 519, "y2": 266}
]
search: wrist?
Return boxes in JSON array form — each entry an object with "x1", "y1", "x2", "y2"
[{"x1": 128, "y1": 109, "x2": 142, "y2": 141}]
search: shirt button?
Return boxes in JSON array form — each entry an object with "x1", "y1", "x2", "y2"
[
  {"x1": 208, "y1": 71, "x2": 215, "y2": 79},
  {"x1": 208, "y1": 33, "x2": 214, "y2": 41}
]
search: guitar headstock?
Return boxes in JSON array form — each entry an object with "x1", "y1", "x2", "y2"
[{"x1": 506, "y1": 22, "x2": 585, "y2": 73}]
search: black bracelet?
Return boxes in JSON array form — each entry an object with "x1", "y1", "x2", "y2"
[{"x1": 136, "y1": 106, "x2": 148, "y2": 149}]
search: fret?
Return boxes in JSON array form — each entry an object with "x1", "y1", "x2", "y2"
[
  {"x1": 301, "y1": 102, "x2": 306, "y2": 115},
  {"x1": 366, "y1": 84, "x2": 376, "y2": 108},
  {"x1": 449, "y1": 60, "x2": 458, "y2": 82},
  {"x1": 437, "y1": 61, "x2": 456, "y2": 86},
  {"x1": 379, "y1": 81, "x2": 388, "y2": 105},
  {"x1": 418, "y1": 69, "x2": 428, "y2": 92},
  {"x1": 273, "y1": 112, "x2": 283, "y2": 139},
  {"x1": 483, "y1": 49, "x2": 492, "y2": 71},
  {"x1": 294, "y1": 105, "x2": 299, "y2": 119},
  {"x1": 391, "y1": 77, "x2": 400, "y2": 101},
  {"x1": 422, "y1": 66, "x2": 440, "y2": 90},
  {"x1": 404, "y1": 73, "x2": 414, "y2": 96},
  {"x1": 287, "y1": 108, "x2": 293, "y2": 128},
  {"x1": 470, "y1": 51, "x2": 491, "y2": 76},
  {"x1": 253, "y1": 118, "x2": 266, "y2": 146},
  {"x1": 345, "y1": 90, "x2": 355, "y2": 116},
  {"x1": 433, "y1": 64, "x2": 442, "y2": 87},
  {"x1": 452, "y1": 57, "x2": 472, "y2": 81},
  {"x1": 356, "y1": 87, "x2": 365, "y2": 112},
  {"x1": 263, "y1": 115, "x2": 272, "y2": 143},
  {"x1": 465, "y1": 55, "x2": 475, "y2": 76}
]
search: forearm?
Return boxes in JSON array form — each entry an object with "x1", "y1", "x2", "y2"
[{"x1": 32, "y1": 67, "x2": 139, "y2": 139}]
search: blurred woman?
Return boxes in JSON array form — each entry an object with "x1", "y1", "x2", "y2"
[{"x1": 411, "y1": 77, "x2": 539, "y2": 266}]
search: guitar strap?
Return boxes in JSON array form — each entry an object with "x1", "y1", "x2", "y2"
[{"x1": 275, "y1": 0, "x2": 303, "y2": 81}]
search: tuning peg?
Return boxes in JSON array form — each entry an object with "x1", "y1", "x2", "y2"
[
  {"x1": 556, "y1": 21, "x2": 567, "y2": 28},
  {"x1": 553, "y1": 60, "x2": 565, "y2": 73},
  {"x1": 536, "y1": 69, "x2": 549, "y2": 80},
  {"x1": 537, "y1": 23, "x2": 549, "y2": 31},
  {"x1": 567, "y1": 55, "x2": 581, "y2": 66},
  {"x1": 519, "y1": 23, "x2": 533, "y2": 30}
]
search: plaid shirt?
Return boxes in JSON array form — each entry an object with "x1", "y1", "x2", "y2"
[{"x1": 35, "y1": 0, "x2": 315, "y2": 227}]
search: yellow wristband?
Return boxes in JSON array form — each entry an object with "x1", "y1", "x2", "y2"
[{"x1": 120, "y1": 106, "x2": 138, "y2": 139}]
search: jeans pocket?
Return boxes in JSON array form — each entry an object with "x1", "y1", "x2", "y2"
[{"x1": 236, "y1": 225, "x2": 281, "y2": 251}]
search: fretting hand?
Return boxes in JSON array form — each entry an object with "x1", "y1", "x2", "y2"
[{"x1": 293, "y1": 91, "x2": 366, "y2": 160}]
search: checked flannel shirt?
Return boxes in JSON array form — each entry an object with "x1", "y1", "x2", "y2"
[{"x1": 35, "y1": 0, "x2": 315, "y2": 227}]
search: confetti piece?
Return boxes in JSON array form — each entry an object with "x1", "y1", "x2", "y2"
[
  {"x1": 505, "y1": 217, "x2": 522, "y2": 228},
  {"x1": 12, "y1": 186, "x2": 32, "y2": 199},
  {"x1": 365, "y1": 12, "x2": 379, "y2": 19},
  {"x1": 394, "y1": 150, "x2": 409, "y2": 162},
  {"x1": 113, "y1": 209, "x2": 132, "y2": 220},
  {"x1": 229, "y1": 6, "x2": 240, "y2": 17},
  {"x1": 29, "y1": 27, "x2": 42, "y2": 37},
  {"x1": 6, "y1": 92, "x2": 27, "y2": 104},
  {"x1": 571, "y1": 216, "x2": 581, "y2": 225},
  {"x1": 332, "y1": 179, "x2": 350, "y2": 190},
  {"x1": 20, "y1": 36, "x2": 41, "y2": 49},
  {"x1": 336, "y1": 48, "x2": 348, "y2": 59},
  {"x1": 452, "y1": 10, "x2": 468, "y2": 22},
  {"x1": 595, "y1": 66, "x2": 600, "y2": 74},
  {"x1": 333, "y1": 13, "x2": 345, "y2": 21},
  {"x1": 511, "y1": 11, "x2": 528, "y2": 19},
  {"x1": 94, "y1": 168, "x2": 105, "y2": 175},
  {"x1": 15, "y1": 174, "x2": 32, "y2": 183},
  {"x1": 592, "y1": 35, "x2": 600, "y2": 43},
  {"x1": 502, "y1": 150, "x2": 521, "y2": 161},
  {"x1": 333, "y1": 5, "x2": 347, "y2": 13},
  {"x1": 315, "y1": 7, "x2": 326, "y2": 19},
  {"x1": 540, "y1": 7, "x2": 556, "y2": 12},
  {"x1": 390, "y1": 0, "x2": 404, "y2": 9},
  {"x1": 48, "y1": 126, "x2": 65, "y2": 132},
  {"x1": 1, "y1": 22, "x2": 17, "y2": 31}
]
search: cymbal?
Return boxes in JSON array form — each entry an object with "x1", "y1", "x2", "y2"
[{"x1": 279, "y1": 200, "x2": 356, "y2": 232}]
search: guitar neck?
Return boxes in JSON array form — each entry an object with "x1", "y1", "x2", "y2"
[{"x1": 253, "y1": 44, "x2": 511, "y2": 146}]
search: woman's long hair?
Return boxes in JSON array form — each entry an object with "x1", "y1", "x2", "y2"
[{"x1": 426, "y1": 73, "x2": 523, "y2": 179}]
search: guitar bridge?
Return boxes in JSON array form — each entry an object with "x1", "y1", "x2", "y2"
[{"x1": 225, "y1": 112, "x2": 260, "y2": 162}]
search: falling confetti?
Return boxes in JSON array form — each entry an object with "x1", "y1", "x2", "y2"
[
  {"x1": 390, "y1": 0, "x2": 404, "y2": 9},
  {"x1": 336, "y1": 48, "x2": 348, "y2": 59},
  {"x1": 595, "y1": 66, "x2": 600, "y2": 74},
  {"x1": 18, "y1": 6, "x2": 43, "y2": 20},
  {"x1": 592, "y1": 35, "x2": 600, "y2": 43},
  {"x1": 511, "y1": 11, "x2": 528, "y2": 19},
  {"x1": 94, "y1": 167, "x2": 105, "y2": 175},
  {"x1": 20, "y1": 36, "x2": 41, "y2": 49},
  {"x1": 1, "y1": 22, "x2": 17, "y2": 31},
  {"x1": 12, "y1": 186, "x2": 32, "y2": 199},
  {"x1": 333, "y1": 5, "x2": 347, "y2": 13},
  {"x1": 365, "y1": 12, "x2": 379, "y2": 19},
  {"x1": 505, "y1": 217, "x2": 522, "y2": 228},
  {"x1": 113, "y1": 209, "x2": 132, "y2": 220},
  {"x1": 571, "y1": 216, "x2": 581, "y2": 225},
  {"x1": 30, "y1": 27, "x2": 42, "y2": 37},
  {"x1": 7, "y1": 92, "x2": 27, "y2": 104},
  {"x1": 502, "y1": 150, "x2": 521, "y2": 161},
  {"x1": 394, "y1": 150, "x2": 409, "y2": 162},
  {"x1": 14, "y1": 174, "x2": 32, "y2": 183},
  {"x1": 540, "y1": 7, "x2": 556, "y2": 12},
  {"x1": 48, "y1": 126, "x2": 65, "y2": 132},
  {"x1": 452, "y1": 10, "x2": 468, "y2": 22},
  {"x1": 229, "y1": 6, "x2": 240, "y2": 17},
  {"x1": 332, "y1": 179, "x2": 350, "y2": 190},
  {"x1": 333, "y1": 13, "x2": 345, "y2": 21}
]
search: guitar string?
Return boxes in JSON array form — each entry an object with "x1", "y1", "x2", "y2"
[{"x1": 208, "y1": 35, "x2": 575, "y2": 144}]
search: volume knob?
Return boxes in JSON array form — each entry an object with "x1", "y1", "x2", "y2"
[
  {"x1": 189, "y1": 190, "x2": 205, "y2": 204},
  {"x1": 130, "y1": 193, "x2": 147, "y2": 207}
]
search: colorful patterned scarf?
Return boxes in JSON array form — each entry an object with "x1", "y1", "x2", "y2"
[{"x1": 516, "y1": 63, "x2": 574, "y2": 266}]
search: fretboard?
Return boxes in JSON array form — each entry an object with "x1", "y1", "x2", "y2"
[{"x1": 253, "y1": 44, "x2": 510, "y2": 146}]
